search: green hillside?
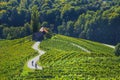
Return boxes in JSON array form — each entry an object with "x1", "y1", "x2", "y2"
[
  {"x1": 0, "y1": 36, "x2": 37, "y2": 80},
  {"x1": 20, "y1": 35, "x2": 120, "y2": 79},
  {"x1": 0, "y1": 0, "x2": 120, "y2": 45},
  {"x1": 1, "y1": 0, "x2": 120, "y2": 79}
]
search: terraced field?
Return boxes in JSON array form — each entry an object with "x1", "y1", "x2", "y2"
[
  {"x1": 21, "y1": 35, "x2": 120, "y2": 79},
  {"x1": 0, "y1": 36, "x2": 37, "y2": 80}
]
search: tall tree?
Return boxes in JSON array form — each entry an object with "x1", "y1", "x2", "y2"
[
  {"x1": 30, "y1": 5, "x2": 40, "y2": 33},
  {"x1": 66, "y1": 21, "x2": 74, "y2": 36}
]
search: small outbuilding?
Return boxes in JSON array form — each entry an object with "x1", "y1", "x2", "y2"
[
  {"x1": 32, "y1": 27, "x2": 48, "y2": 41},
  {"x1": 39, "y1": 27, "x2": 48, "y2": 33}
]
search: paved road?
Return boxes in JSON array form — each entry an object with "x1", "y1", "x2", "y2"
[{"x1": 27, "y1": 42, "x2": 45, "y2": 70}]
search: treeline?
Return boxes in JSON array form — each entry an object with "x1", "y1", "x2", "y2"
[
  {"x1": 0, "y1": 0, "x2": 120, "y2": 44},
  {"x1": 0, "y1": 23, "x2": 32, "y2": 39}
]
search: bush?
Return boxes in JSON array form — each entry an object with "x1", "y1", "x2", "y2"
[
  {"x1": 115, "y1": 43, "x2": 120, "y2": 56},
  {"x1": 44, "y1": 28, "x2": 53, "y2": 39}
]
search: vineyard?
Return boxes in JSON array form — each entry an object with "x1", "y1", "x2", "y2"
[
  {"x1": 0, "y1": 36, "x2": 37, "y2": 80},
  {"x1": 20, "y1": 35, "x2": 120, "y2": 79}
]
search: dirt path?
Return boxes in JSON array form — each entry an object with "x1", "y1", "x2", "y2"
[
  {"x1": 27, "y1": 42, "x2": 45, "y2": 70},
  {"x1": 71, "y1": 43, "x2": 91, "y2": 53},
  {"x1": 103, "y1": 44, "x2": 115, "y2": 49},
  {"x1": 27, "y1": 41, "x2": 114, "y2": 70}
]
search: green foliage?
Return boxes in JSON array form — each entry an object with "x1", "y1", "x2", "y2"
[
  {"x1": 56, "y1": 35, "x2": 114, "y2": 55},
  {"x1": 31, "y1": 5, "x2": 40, "y2": 33},
  {"x1": 0, "y1": 36, "x2": 36, "y2": 79},
  {"x1": 1, "y1": 23, "x2": 32, "y2": 39},
  {"x1": 74, "y1": 6, "x2": 120, "y2": 45},
  {"x1": 0, "y1": 0, "x2": 120, "y2": 45},
  {"x1": 0, "y1": 2, "x2": 8, "y2": 10},
  {"x1": 44, "y1": 32, "x2": 53, "y2": 39},
  {"x1": 61, "y1": 3, "x2": 72, "y2": 18},
  {"x1": 20, "y1": 35, "x2": 120, "y2": 79},
  {"x1": 41, "y1": 21, "x2": 48, "y2": 27},
  {"x1": 115, "y1": 43, "x2": 120, "y2": 56},
  {"x1": 66, "y1": 21, "x2": 74, "y2": 36},
  {"x1": 58, "y1": 21, "x2": 67, "y2": 35}
]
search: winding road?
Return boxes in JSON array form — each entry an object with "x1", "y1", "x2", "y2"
[
  {"x1": 27, "y1": 41, "x2": 115, "y2": 70},
  {"x1": 27, "y1": 42, "x2": 45, "y2": 70}
]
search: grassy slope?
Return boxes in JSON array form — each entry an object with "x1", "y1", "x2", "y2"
[
  {"x1": 0, "y1": 36, "x2": 36, "y2": 80},
  {"x1": 21, "y1": 35, "x2": 120, "y2": 79},
  {"x1": 56, "y1": 35, "x2": 114, "y2": 54}
]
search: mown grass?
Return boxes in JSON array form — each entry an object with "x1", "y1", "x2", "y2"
[{"x1": 0, "y1": 36, "x2": 37, "y2": 80}]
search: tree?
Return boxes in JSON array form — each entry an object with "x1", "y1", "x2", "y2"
[
  {"x1": 0, "y1": 25, "x2": 3, "y2": 39},
  {"x1": 114, "y1": 43, "x2": 120, "y2": 56},
  {"x1": 66, "y1": 21, "x2": 74, "y2": 36},
  {"x1": 44, "y1": 28, "x2": 53, "y2": 39},
  {"x1": 58, "y1": 21, "x2": 66, "y2": 35},
  {"x1": 41, "y1": 21, "x2": 48, "y2": 27},
  {"x1": 31, "y1": 5, "x2": 40, "y2": 33},
  {"x1": 24, "y1": 23, "x2": 32, "y2": 35}
]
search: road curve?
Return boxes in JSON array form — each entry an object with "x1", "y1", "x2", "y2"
[{"x1": 27, "y1": 41, "x2": 45, "y2": 70}]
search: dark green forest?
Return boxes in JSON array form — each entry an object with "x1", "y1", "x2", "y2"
[{"x1": 0, "y1": 0, "x2": 120, "y2": 45}]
